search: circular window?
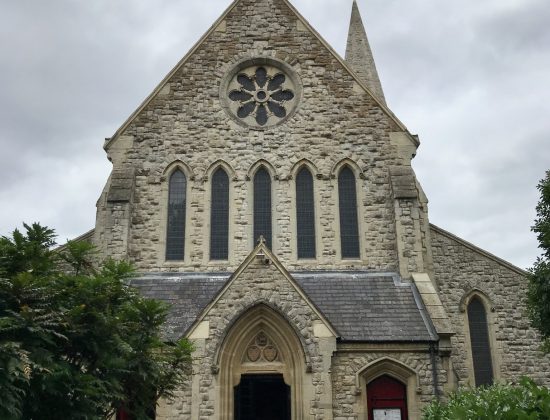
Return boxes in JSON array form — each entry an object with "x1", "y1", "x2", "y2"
[{"x1": 221, "y1": 58, "x2": 301, "y2": 129}]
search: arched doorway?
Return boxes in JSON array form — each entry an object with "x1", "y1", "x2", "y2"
[
  {"x1": 367, "y1": 375, "x2": 408, "y2": 420},
  {"x1": 216, "y1": 305, "x2": 307, "y2": 420},
  {"x1": 234, "y1": 374, "x2": 290, "y2": 420}
]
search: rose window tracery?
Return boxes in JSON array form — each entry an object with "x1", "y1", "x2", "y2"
[{"x1": 224, "y1": 62, "x2": 299, "y2": 128}]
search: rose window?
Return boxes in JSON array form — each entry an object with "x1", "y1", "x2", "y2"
[{"x1": 225, "y1": 64, "x2": 298, "y2": 128}]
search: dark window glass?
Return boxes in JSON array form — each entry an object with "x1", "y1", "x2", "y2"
[
  {"x1": 253, "y1": 168, "x2": 272, "y2": 248},
  {"x1": 338, "y1": 166, "x2": 360, "y2": 259},
  {"x1": 166, "y1": 170, "x2": 186, "y2": 261},
  {"x1": 296, "y1": 167, "x2": 316, "y2": 259},
  {"x1": 210, "y1": 168, "x2": 230, "y2": 260},
  {"x1": 468, "y1": 297, "x2": 494, "y2": 386}
]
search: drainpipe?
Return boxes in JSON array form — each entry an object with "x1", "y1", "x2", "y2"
[{"x1": 429, "y1": 342, "x2": 441, "y2": 401}]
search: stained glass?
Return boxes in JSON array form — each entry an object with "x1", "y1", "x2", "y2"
[
  {"x1": 468, "y1": 298, "x2": 494, "y2": 386},
  {"x1": 296, "y1": 168, "x2": 316, "y2": 259},
  {"x1": 254, "y1": 168, "x2": 272, "y2": 248},
  {"x1": 210, "y1": 168, "x2": 229, "y2": 260},
  {"x1": 166, "y1": 170, "x2": 186, "y2": 260},
  {"x1": 338, "y1": 167, "x2": 360, "y2": 258}
]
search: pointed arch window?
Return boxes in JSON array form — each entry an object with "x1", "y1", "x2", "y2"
[
  {"x1": 166, "y1": 169, "x2": 187, "y2": 261},
  {"x1": 253, "y1": 167, "x2": 272, "y2": 248},
  {"x1": 468, "y1": 297, "x2": 494, "y2": 386},
  {"x1": 296, "y1": 167, "x2": 316, "y2": 259},
  {"x1": 210, "y1": 168, "x2": 229, "y2": 260},
  {"x1": 338, "y1": 166, "x2": 360, "y2": 259}
]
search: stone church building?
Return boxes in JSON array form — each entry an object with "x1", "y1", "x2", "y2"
[{"x1": 85, "y1": 0, "x2": 550, "y2": 418}]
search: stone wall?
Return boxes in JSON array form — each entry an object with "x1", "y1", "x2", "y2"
[
  {"x1": 155, "y1": 252, "x2": 336, "y2": 419},
  {"x1": 331, "y1": 349, "x2": 445, "y2": 419},
  {"x1": 430, "y1": 225, "x2": 550, "y2": 386},
  {"x1": 94, "y1": 0, "x2": 406, "y2": 273}
]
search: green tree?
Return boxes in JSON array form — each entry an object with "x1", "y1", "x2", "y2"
[
  {"x1": 422, "y1": 378, "x2": 550, "y2": 420},
  {"x1": 0, "y1": 223, "x2": 193, "y2": 419},
  {"x1": 528, "y1": 170, "x2": 550, "y2": 352}
]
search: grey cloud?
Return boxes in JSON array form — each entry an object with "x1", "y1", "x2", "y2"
[{"x1": 1, "y1": 0, "x2": 548, "y2": 269}]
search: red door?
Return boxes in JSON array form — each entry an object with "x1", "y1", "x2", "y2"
[{"x1": 367, "y1": 375, "x2": 408, "y2": 420}]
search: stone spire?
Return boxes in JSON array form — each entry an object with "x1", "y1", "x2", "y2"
[{"x1": 345, "y1": 0, "x2": 386, "y2": 105}]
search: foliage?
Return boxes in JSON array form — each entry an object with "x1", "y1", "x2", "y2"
[
  {"x1": 0, "y1": 223, "x2": 193, "y2": 419},
  {"x1": 528, "y1": 170, "x2": 550, "y2": 352},
  {"x1": 422, "y1": 378, "x2": 550, "y2": 420}
]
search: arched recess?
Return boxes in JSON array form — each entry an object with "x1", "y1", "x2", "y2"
[
  {"x1": 252, "y1": 166, "x2": 273, "y2": 249},
  {"x1": 336, "y1": 164, "x2": 361, "y2": 259},
  {"x1": 201, "y1": 160, "x2": 235, "y2": 262},
  {"x1": 162, "y1": 160, "x2": 195, "y2": 179},
  {"x1": 330, "y1": 158, "x2": 364, "y2": 180},
  {"x1": 289, "y1": 158, "x2": 319, "y2": 180},
  {"x1": 216, "y1": 304, "x2": 307, "y2": 420},
  {"x1": 248, "y1": 159, "x2": 279, "y2": 181},
  {"x1": 159, "y1": 161, "x2": 193, "y2": 263},
  {"x1": 210, "y1": 167, "x2": 230, "y2": 261},
  {"x1": 356, "y1": 357, "x2": 420, "y2": 420},
  {"x1": 203, "y1": 159, "x2": 237, "y2": 181},
  {"x1": 460, "y1": 289, "x2": 499, "y2": 386}
]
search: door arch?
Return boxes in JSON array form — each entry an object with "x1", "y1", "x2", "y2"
[
  {"x1": 367, "y1": 375, "x2": 408, "y2": 420},
  {"x1": 216, "y1": 304, "x2": 307, "y2": 420}
]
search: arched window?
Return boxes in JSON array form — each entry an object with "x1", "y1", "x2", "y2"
[
  {"x1": 166, "y1": 169, "x2": 186, "y2": 261},
  {"x1": 296, "y1": 167, "x2": 316, "y2": 259},
  {"x1": 253, "y1": 168, "x2": 272, "y2": 248},
  {"x1": 338, "y1": 166, "x2": 360, "y2": 259},
  {"x1": 468, "y1": 297, "x2": 494, "y2": 386},
  {"x1": 210, "y1": 168, "x2": 229, "y2": 260}
]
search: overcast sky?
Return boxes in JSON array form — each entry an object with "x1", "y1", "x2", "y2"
[{"x1": 1, "y1": 0, "x2": 548, "y2": 269}]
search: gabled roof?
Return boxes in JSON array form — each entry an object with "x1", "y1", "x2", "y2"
[
  {"x1": 184, "y1": 238, "x2": 339, "y2": 339},
  {"x1": 105, "y1": 0, "x2": 418, "y2": 151},
  {"x1": 130, "y1": 270, "x2": 436, "y2": 342}
]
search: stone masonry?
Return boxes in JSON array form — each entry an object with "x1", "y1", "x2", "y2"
[{"x1": 83, "y1": 0, "x2": 550, "y2": 418}]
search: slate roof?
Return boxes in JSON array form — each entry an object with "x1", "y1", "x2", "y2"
[{"x1": 129, "y1": 271, "x2": 437, "y2": 342}]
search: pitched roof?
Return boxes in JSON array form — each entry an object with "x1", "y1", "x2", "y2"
[{"x1": 129, "y1": 271, "x2": 437, "y2": 342}]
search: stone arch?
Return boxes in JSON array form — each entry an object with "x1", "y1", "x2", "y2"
[
  {"x1": 459, "y1": 288, "x2": 500, "y2": 386},
  {"x1": 289, "y1": 158, "x2": 319, "y2": 179},
  {"x1": 355, "y1": 357, "x2": 421, "y2": 420},
  {"x1": 214, "y1": 302, "x2": 311, "y2": 368},
  {"x1": 330, "y1": 158, "x2": 364, "y2": 179},
  {"x1": 202, "y1": 159, "x2": 237, "y2": 181},
  {"x1": 162, "y1": 159, "x2": 195, "y2": 179},
  {"x1": 459, "y1": 288, "x2": 495, "y2": 313},
  {"x1": 334, "y1": 158, "x2": 363, "y2": 260},
  {"x1": 247, "y1": 159, "x2": 279, "y2": 180},
  {"x1": 216, "y1": 304, "x2": 307, "y2": 420}
]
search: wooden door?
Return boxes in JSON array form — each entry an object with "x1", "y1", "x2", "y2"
[{"x1": 367, "y1": 375, "x2": 408, "y2": 420}]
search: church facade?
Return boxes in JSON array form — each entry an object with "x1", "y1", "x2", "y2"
[{"x1": 87, "y1": 0, "x2": 550, "y2": 418}]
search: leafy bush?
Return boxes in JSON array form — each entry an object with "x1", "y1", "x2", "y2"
[
  {"x1": 0, "y1": 223, "x2": 193, "y2": 419},
  {"x1": 423, "y1": 378, "x2": 550, "y2": 420},
  {"x1": 528, "y1": 171, "x2": 550, "y2": 353}
]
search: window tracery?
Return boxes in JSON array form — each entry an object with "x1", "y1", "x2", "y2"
[{"x1": 223, "y1": 61, "x2": 300, "y2": 128}]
